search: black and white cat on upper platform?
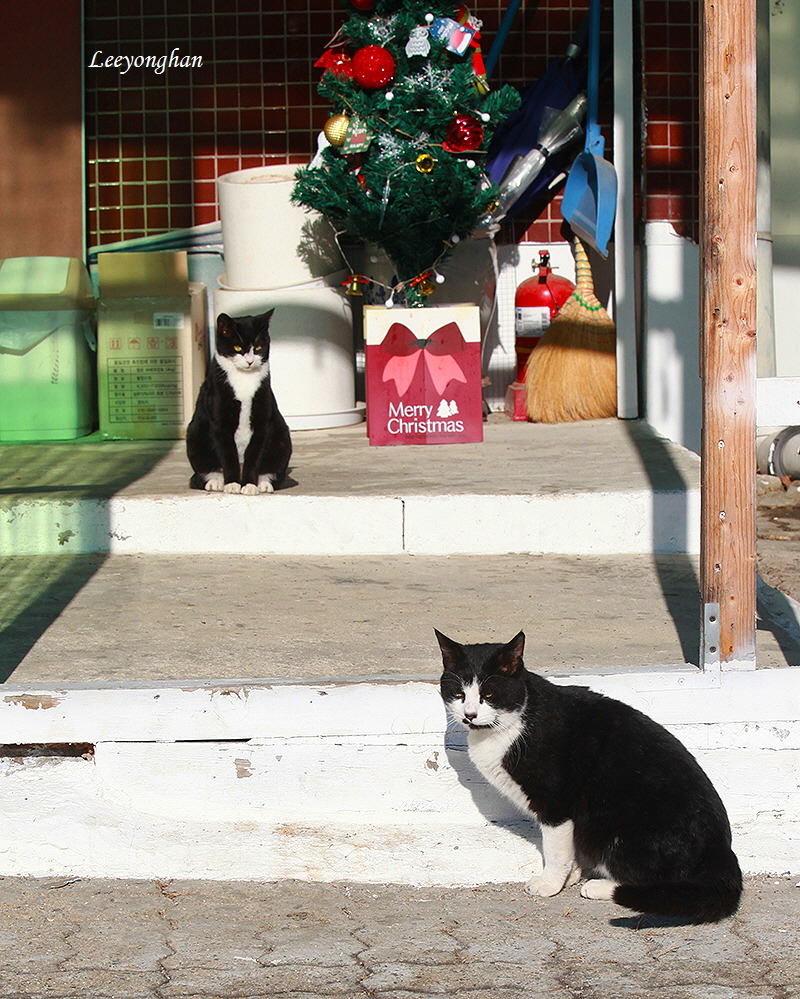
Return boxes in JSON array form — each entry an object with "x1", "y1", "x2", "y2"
[
  {"x1": 437, "y1": 629, "x2": 743, "y2": 924},
  {"x1": 187, "y1": 310, "x2": 291, "y2": 494}
]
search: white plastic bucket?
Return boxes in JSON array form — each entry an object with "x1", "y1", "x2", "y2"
[
  {"x1": 213, "y1": 276, "x2": 363, "y2": 431},
  {"x1": 217, "y1": 166, "x2": 343, "y2": 291}
]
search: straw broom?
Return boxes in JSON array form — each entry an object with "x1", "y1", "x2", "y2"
[{"x1": 524, "y1": 238, "x2": 617, "y2": 422}]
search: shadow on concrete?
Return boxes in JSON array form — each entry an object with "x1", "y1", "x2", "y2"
[
  {"x1": 0, "y1": 555, "x2": 106, "y2": 683},
  {"x1": 443, "y1": 723, "x2": 545, "y2": 858},
  {"x1": 756, "y1": 576, "x2": 800, "y2": 666},
  {"x1": 622, "y1": 420, "x2": 701, "y2": 666},
  {"x1": 0, "y1": 439, "x2": 174, "y2": 684},
  {"x1": 609, "y1": 912, "x2": 710, "y2": 930},
  {"x1": 0, "y1": 438, "x2": 175, "y2": 499}
]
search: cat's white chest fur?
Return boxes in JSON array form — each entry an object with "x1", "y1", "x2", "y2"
[
  {"x1": 216, "y1": 353, "x2": 269, "y2": 462},
  {"x1": 445, "y1": 680, "x2": 533, "y2": 818},
  {"x1": 467, "y1": 715, "x2": 534, "y2": 818}
]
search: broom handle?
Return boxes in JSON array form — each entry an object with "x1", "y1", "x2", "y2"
[
  {"x1": 574, "y1": 239, "x2": 595, "y2": 294},
  {"x1": 587, "y1": 0, "x2": 601, "y2": 134},
  {"x1": 485, "y1": 0, "x2": 524, "y2": 79}
]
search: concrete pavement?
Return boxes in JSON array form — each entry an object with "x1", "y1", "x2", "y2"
[
  {"x1": 1, "y1": 416, "x2": 799, "y2": 684},
  {"x1": 1, "y1": 873, "x2": 798, "y2": 998},
  {"x1": 3, "y1": 549, "x2": 800, "y2": 686},
  {"x1": 0, "y1": 416, "x2": 700, "y2": 500}
]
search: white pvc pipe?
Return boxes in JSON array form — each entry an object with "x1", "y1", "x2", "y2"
[{"x1": 613, "y1": 0, "x2": 639, "y2": 418}]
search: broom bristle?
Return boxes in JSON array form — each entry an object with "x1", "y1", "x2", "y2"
[{"x1": 524, "y1": 239, "x2": 617, "y2": 423}]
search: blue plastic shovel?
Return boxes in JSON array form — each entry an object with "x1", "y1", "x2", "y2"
[{"x1": 561, "y1": 0, "x2": 617, "y2": 256}]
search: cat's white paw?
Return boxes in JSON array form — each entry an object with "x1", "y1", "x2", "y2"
[
  {"x1": 257, "y1": 477, "x2": 275, "y2": 494},
  {"x1": 240, "y1": 483, "x2": 259, "y2": 496},
  {"x1": 580, "y1": 878, "x2": 618, "y2": 901},
  {"x1": 204, "y1": 474, "x2": 224, "y2": 492},
  {"x1": 223, "y1": 482, "x2": 242, "y2": 494},
  {"x1": 525, "y1": 875, "x2": 565, "y2": 898}
]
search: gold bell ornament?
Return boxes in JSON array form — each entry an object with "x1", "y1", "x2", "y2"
[{"x1": 344, "y1": 274, "x2": 364, "y2": 296}]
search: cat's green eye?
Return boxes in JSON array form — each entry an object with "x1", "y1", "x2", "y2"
[{"x1": 234, "y1": 345, "x2": 242, "y2": 352}]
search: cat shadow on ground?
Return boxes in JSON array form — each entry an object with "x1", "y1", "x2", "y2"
[
  {"x1": 443, "y1": 721, "x2": 545, "y2": 853},
  {"x1": 610, "y1": 912, "x2": 711, "y2": 930}
]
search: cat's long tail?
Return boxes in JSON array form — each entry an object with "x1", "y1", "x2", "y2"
[{"x1": 613, "y1": 862, "x2": 743, "y2": 923}]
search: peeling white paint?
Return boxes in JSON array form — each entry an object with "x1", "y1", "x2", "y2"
[{"x1": 0, "y1": 671, "x2": 798, "y2": 880}]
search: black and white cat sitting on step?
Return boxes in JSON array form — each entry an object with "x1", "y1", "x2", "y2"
[
  {"x1": 437, "y1": 629, "x2": 742, "y2": 924},
  {"x1": 187, "y1": 310, "x2": 291, "y2": 495}
]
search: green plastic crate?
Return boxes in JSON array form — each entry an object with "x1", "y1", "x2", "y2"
[{"x1": 0, "y1": 257, "x2": 96, "y2": 442}]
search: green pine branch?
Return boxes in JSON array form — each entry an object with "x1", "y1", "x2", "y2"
[{"x1": 292, "y1": 1, "x2": 521, "y2": 299}]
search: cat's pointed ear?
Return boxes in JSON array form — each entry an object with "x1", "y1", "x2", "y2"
[
  {"x1": 217, "y1": 313, "x2": 236, "y2": 339},
  {"x1": 262, "y1": 308, "x2": 275, "y2": 324},
  {"x1": 496, "y1": 630, "x2": 525, "y2": 676},
  {"x1": 435, "y1": 628, "x2": 462, "y2": 671}
]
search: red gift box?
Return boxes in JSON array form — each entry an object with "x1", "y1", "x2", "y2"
[{"x1": 364, "y1": 305, "x2": 483, "y2": 446}]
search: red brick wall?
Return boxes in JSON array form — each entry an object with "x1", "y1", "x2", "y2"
[
  {"x1": 641, "y1": 0, "x2": 699, "y2": 240},
  {"x1": 85, "y1": 0, "x2": 698, "y2": 250}
]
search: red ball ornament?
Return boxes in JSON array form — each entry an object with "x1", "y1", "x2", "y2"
[
  {"x1": 352, "y1": 45, "x2": 395, "y2": 90},
  {"x1": 350, "y1": 0, "x2": 375, "y2": 8},
  {"x1": 442, "y1": 113, "x2": 485, "y2": 153}
]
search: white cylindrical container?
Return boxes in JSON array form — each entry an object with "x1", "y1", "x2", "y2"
[
  {"x1": 213, "y1": 275, "x2": 363, "y2": 431},
  {"x1": 217, "y1": 166, "x2": 343, "y2": 290}
]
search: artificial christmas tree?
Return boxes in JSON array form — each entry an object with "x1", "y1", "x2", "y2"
[{"x1": 292, "y1": 0, "x2": 520, "y2": 307}]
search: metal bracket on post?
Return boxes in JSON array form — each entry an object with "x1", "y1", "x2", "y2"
[{"x1": 702, "y1": 602, "x2": 721, "y2": 670}]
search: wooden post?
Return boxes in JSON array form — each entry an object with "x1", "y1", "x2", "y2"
[{"x1": 699, "y1": 0, "x2": 758, "y2": 667}]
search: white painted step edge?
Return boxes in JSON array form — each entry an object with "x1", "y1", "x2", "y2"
[
  {"x1": 1, "y1": 668, "x2": 798, "y2": 881},
  {"x1": 0, "y1": 488, "x2": 701, "y2": 555}
]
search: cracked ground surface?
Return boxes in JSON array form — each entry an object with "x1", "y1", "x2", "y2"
[
  {"x1": 758, "y1": 475, "x2": 800, "y2": 606},
  {"x1": 0, "y1": 875, "x2": 797, "y2": 998}
]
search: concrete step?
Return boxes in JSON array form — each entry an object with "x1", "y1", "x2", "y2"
[
  {"x1": 2, "y1": 669, "x2": 799, "y2": 880},
  {"x1": 0, "y1": 417, "x2": 701, "y2": 556},
  {"x1": 4, "y1": 550, "x2": 799, "y2": 689},
  {"x1": 3, "y1": 420, "x2": 799, "y2": 885}
]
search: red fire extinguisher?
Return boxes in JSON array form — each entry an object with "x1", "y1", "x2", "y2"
[{"x1": 514, "y1": 251, "x2": 575, "y2": 379}]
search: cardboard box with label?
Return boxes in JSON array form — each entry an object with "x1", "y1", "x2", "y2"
[
  {"x1": 97, "y1": 251, "x2": 206, "y2": 439},
  {"x1": 364, "y1": 304, "x2": 483, "y2": 446}
]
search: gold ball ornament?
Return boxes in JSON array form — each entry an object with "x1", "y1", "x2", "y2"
[
  {"x1": 415, "y1": 153, "x2": 436, "y2": 174},
  {"x1": 323, "y1": 113, "x2": 351, "y2": 147}
]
